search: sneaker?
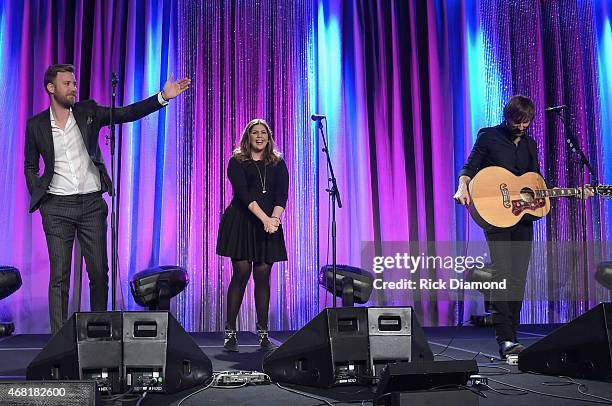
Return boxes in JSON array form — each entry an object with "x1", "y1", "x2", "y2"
[
  {"x1": 256, "y1": 323, "x2": 276, "y2": 351},
  {"x1": 498, "y1": 340, "x2": 525, "y2": 359},
  {"x1": 224, "y1": 328, "x2": 239, "y2": 352}
]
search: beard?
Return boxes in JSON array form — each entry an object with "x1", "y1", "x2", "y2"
[{"x1": 54, "y1": 93, "x2": 76, "y2": 108}]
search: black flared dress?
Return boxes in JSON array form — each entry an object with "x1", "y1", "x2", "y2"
[{"x1": 216, "y1": 156, "x2": 289, "y2": 263}]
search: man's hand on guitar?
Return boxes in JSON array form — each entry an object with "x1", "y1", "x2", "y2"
[{"x1": 454, "y1": 176, "x2": 472, "y2": 205}]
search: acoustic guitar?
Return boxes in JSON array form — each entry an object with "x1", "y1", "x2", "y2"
[{"x1": 467, "y1": 166, "x2": 612, "y2": 228}]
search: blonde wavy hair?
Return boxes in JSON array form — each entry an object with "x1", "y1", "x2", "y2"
[{"x1": 233, "y1": 119, "x2": 282, "y2": 164}]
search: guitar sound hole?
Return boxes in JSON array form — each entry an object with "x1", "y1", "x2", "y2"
[{"x1": 519, "y1": 187, "x2": 535, "y2": 203}]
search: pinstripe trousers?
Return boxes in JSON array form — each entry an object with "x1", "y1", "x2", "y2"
[{"x1": 40, "y1": 191, "x2": 109, "y2": 334}]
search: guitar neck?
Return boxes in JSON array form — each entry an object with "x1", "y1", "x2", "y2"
[
  {"x1": 536, "y1": 188, "x2": 581, "y2": 198},
  {"x1": 537, "y1": 185, "x2": 612, "y2": 198}
]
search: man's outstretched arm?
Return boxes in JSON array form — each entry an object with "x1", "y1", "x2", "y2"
[{"x1": 97, "y1": 74, "x2": 191, "y2": 125}]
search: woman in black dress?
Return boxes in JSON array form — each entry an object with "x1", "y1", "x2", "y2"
[{"x1": 217, "y1": 118, "x2": 289, "y2": 351}]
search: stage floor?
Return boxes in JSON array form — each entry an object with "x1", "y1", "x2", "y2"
[{"x1": 1, "y1": 325, "x2": 610, "y2": 405}]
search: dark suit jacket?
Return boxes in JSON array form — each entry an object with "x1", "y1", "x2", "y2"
[{"x1": 24, "y1": 94, "x2": 165, "y2": 213}]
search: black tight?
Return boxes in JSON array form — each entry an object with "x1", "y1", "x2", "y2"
[{"x1": 226, "y1": 260, "x2": 273, "y2": 330}]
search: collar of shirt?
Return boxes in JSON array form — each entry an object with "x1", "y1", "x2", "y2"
[{"x1": 49, "y1": 107, "x2": 76, "y2": 132}]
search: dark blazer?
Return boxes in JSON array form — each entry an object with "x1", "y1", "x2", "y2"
[{"x1": 24, "y1": 94, "x2": 165, "y2": 213}]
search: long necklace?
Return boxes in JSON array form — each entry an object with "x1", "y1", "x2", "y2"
[{"x1": 253, "y1": 161, "x2": 267, "y2": 194}]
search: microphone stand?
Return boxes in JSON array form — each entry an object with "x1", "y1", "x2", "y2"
[
  {"x1": 109, "y1": 73, "x2": 119, "y2": 311},
  {"x1": 552, "y1": 110, "x2": 597, "y2": 310},
  {"x1": 316, "y1": 118, "x2": 342, "y2": 307}
]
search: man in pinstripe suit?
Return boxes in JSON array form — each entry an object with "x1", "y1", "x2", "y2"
[{"x1": 24, "y1": 64, "x2": 190, "y2": 334}]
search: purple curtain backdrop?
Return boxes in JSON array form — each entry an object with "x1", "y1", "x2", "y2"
[
  {"x1": 173, "y1": 1, "x2": 318, "y2": 332},
  {"x1": 1, "y1": 0, "x2": 611, "y2": 333},
  {"x1": 314, "y1": 0, "x2": 611, "y2": 326},
  {"x1": 0, "y1": 0, "x2": 319, "y2": 333}
]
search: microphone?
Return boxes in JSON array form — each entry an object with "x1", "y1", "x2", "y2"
[
  {"x1": 544, "y1": 105, "x2": 567, "y2": 113},
  {"x1": 111, "y1": 72, "x2": 119, "y2": 86},
  {"x1": 311, "y1": 114, "x2": 326, "y2": 121}
]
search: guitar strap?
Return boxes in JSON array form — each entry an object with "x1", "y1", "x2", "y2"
[{"x1": 527, "y1": 137, "x2": 549, "y2": 188}]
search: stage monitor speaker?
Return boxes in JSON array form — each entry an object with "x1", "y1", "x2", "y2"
[
  {"x1": 27, "y1": 311, "x2": 213, "y2": 394},
  {"x1": 368, "y1": 307, "x2": 433, "y2": 376},
  {"x1": 123, "y1": 311, "x2": 213, "y2": 393},
  {"x1": 26, "y1": 312, "x2": 123, "y2": 394},
  {"x1": 518, "y1": 303, "x2": 612, "y2": 380},
  {"x1": 263, "y1": 307, "x2": 433, "y2": 388}
]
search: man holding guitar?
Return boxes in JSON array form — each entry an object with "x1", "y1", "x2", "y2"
[{"x1": 453, "y1": 95, "x2": 594, "y2": 359}]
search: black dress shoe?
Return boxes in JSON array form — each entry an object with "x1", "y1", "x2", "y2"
[
  {"x1": 224, "y1": 328, "x2": 239, "y2": 352},
  {"x1": 499, "y1": 340, "x2": 525, "y2": 359}
]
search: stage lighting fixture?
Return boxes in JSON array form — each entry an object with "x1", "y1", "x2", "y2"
[
  {"x1": 0, "y1": 266, "x2": 22, "y2": 336},
  {"x1": 319, "y1": 265, "x2": 374, "y2": 306},
  {"x1": 130, "y1": 266, "x2": 188, "y2": 310},
  {"x1": 596, "y1": 261, "x2": 612, "y2": 290}
]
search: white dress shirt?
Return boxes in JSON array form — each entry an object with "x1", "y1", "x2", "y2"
[{"x1": 48, "y1": 108, "x2": 101, "y2": 195}]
